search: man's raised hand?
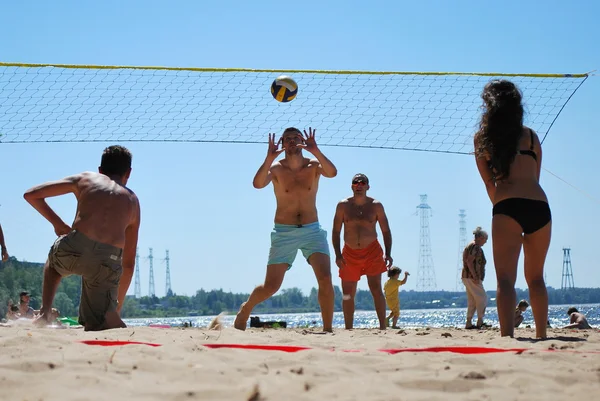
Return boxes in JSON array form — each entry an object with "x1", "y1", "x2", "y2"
[
  {"x1": 267, "y1": 133, "x2": 284, "y2": 160},
  {"x1": 298, "y1": 127, "x2": 319, "y2": 154}
]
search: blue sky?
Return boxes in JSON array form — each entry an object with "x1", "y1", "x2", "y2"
[{"x1": 1, "y1": 0, "x2": 599, "y2": 298}]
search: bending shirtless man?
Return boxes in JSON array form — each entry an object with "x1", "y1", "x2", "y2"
[
  {"x1": 332, "y1": 174, "x2": 392, "y2": 330},
  {"x1": 25, "y1": 145, "x2": 141, "y2": 331},
  {"x1": 234, "y1": 127, "x2": 337, "y2": 332}
]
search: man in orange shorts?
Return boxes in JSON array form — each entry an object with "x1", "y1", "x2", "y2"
[{"x1": 332, "y1": 173, "x2": 393, "y2": 330}]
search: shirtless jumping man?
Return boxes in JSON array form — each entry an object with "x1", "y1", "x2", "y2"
[
  {"x1": 24, "y1": 145, "x2": 141, "y2": 331},
  {"x1": 332, "y1": 173, "x2": 392, "y2": 330},
  {"x1": 234, "y1": 127, "x2": 337, "y2": 332}
]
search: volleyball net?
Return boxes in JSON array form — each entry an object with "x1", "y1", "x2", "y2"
[{"x1": 0, "y1": 62, "x2": 589, "y2": 154}]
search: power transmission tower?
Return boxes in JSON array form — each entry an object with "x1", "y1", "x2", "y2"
[
  {"x1": 164, "y1": 250, "x2": 172, "y2": 296},
  {"x1": 148, "y1": 247, "x2": 155, "y2": 297},
  {"x1": 561, "y1": 247, "x2": 574, "y2": 290},
  {"x1": 134, "y1": 247, "x2": 141, "y2": 298},
  {"x1": 456, "y1": 209, "x2": 468, "y2": 291},
  {"x1": 416, "y1": 194, "x2": 437, "y2": 291}
]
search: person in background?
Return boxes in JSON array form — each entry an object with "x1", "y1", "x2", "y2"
[
  {"x1": 383, "y1": 266, "x2": 409, "y2": 329},
  {"x1": 514, "y1": 299, "x2": 529, "y2": 328},
  {"x1": 563, "y1": 307, "x2": 592, "y2": 330},
  {"x1": 462, "y1": 227, "x2": 490, "y2": 329},
  {"x1": 18, "y1": 291, "x2": 35, "y2": 318}
]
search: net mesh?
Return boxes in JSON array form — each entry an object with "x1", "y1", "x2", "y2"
[{"x1": 0, "y1": 64, "x2": 587, "y2": 154}]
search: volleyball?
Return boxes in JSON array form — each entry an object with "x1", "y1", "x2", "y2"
[{"x1": 270, "y1": 75, "x2": 298, "y2": 103}]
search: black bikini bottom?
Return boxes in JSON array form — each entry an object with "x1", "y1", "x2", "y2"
[{"x1": 492, "y1": 198, "x2": 551, "y2": 235}]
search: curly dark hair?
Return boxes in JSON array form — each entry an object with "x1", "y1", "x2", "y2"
[
  {"x1": 474, "y1": 79, "x2": 524, "y2": 180},
  {"x1": 387, "y1": 266, "x2": 402, "y2": 278}
]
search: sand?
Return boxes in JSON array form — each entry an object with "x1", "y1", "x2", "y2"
[{"x1": 0, "y1": 320, "x2": 598, "y2": 401}]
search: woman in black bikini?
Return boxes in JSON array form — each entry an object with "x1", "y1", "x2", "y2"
[{"x1": 474, "y1": 79, "x2": 551, "y2": 339}]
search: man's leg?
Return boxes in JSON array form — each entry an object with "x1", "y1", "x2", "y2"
[
  {"x1": 79, "y1": 273, "x2": 127, "y2": 331},
  {"x1": 308, "y1": 252, "x2": 334, "y2": 332},
  {"x1": 366, "y1": 274, "x2": 387, "y2": 330},
  {"x1": 99, "y1": 282, "x2": 127, "y2": 331},
  {"x1": 97, "y1": 310, "x2": 127, "y2": 331},
  {"x1": 341, "y1": 280, "x2": 358, "y2": 329},
  {"x1": 392, "y1": 312, "x2": 399, "y2": 329},
  {"x1": 234, "y1": 264, "x2": 288, "y2": 330},
  {"x1": 35, "y1": 259, "x2": 63, "y2": 325}
]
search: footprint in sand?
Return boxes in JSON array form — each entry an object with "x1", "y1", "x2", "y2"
[{"x1": 460, "y1": 371, "x2": 487, "y2": 380}]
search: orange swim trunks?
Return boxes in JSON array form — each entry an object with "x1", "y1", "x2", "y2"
[{"x1": 339, "y1": 240, "x2": 387, "y2": 282}]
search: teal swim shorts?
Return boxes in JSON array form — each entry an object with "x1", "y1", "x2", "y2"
[{"x1": 267, "y1": 222, "x2": 330, "y2": 268}]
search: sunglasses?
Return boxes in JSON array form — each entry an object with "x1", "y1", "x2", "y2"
[{"x1": 352, "y1": 180, "x2": 367, "y2": 186}]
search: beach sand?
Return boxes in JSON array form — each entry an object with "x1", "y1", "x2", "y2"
[{"x1": 0, "y1": 321, "x2": 598, "y2": 401}]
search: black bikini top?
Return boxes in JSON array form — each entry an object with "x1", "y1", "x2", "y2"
[{"x1": 517, "y1": 129, "x2": 537, "y2": 161}]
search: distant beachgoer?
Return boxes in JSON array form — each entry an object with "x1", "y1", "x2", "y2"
[
  {"x1": 6, "y1": 304, "x2": 20, "y2": 320},
  {"x1": 18, "y1": 291, "x2": 35, "y2": 318},
  {"x1": 462, "y1": 227, "x2": 490, "y2": 329},
  {"x1": 563, "y1": 307, "x2": 592, "y2": 329},
  {"x1": 383, "y1": 266, "x2": 409, "y2": 329},
  {"x1": 514, "y1": 299, "x2": 529, "y2": 328}
]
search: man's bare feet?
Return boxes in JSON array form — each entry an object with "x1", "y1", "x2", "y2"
[{"x1": 234, "y1": 302, "x2": 250, "y2": 331}]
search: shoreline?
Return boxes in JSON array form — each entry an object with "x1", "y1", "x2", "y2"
[{"x1": 119, "y1": 304, "x2": 600, "y2": 331}]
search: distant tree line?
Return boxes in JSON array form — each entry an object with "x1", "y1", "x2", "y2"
[{"x1": 1, "y1": 258, "x2": 599, "y2": 319}]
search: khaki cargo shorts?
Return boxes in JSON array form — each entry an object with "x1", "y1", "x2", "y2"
[{"x1": 48, "y1": 230, "x2": 123, "y2": 329}]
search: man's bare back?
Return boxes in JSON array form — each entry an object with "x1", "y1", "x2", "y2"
[
  {"x1": 73, "y1": 172, "x2": 139, "y2": 249},
  {"x1": 337, "y1": 197, "x2": 381, "y2": 249},
  {"x1": 25, "y1": 145, "x2": 140, "y2": 330},
  {"x1": 565, "y1": 310, "x2": 592, "y2": 330},
  {"x1": 270, "y1": 158, "x2": 321, "y2": 226}
]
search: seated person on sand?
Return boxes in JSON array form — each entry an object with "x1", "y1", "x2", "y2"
[
  {"x1": 24, "y1": 145, "x2": 140, "y2": 331},
  {"x1": 18, "y1": 291, "x2": 35, "y2": 319},
  {"x1": 563, "y1": 307, "x2": 592, "y2": 330},
  {"x1": 514, "y1": 300, "x2": 529, "y2": 328},
  {"x1": 6, "y1": 304, "x2": 21, "y2": 320}
]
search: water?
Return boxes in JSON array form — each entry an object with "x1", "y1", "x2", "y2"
[{"x1": 123, "y1": 303, "x2": 600, "y2": 329}]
